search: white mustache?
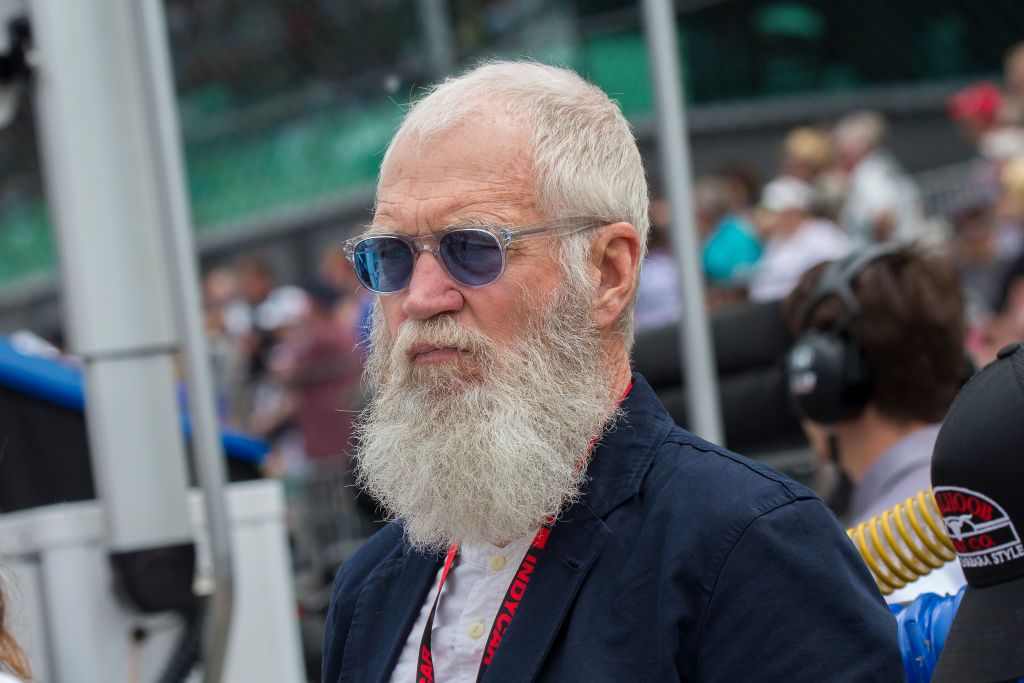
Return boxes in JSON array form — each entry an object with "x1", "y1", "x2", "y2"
[{"x1": 392, "y1": 316, "x2": 492, "y2": 362}]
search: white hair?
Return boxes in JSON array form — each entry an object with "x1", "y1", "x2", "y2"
[{"x1": 379, "y1": 60, "x2": 650, "y2": 346}]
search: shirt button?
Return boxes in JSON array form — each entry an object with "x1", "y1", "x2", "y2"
[
  {"x1": 489, "y1": 555, "x2": 507, "y2": 571},
  {"x1": 467, "y1": 621, "x2": 486, "y2": 639}
]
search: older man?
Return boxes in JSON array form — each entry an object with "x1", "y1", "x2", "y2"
[{"x1": 323, "y1": 61, "x2": 901, "y2": 682}]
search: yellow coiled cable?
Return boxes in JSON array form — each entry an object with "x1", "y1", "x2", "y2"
[{"x1": 847, "y1": 489, "x2": 957, "y2": 595}]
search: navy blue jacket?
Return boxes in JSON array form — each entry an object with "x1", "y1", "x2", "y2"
[{"x1": 323, "y1": 374, "x2": 902, "y2": 681}]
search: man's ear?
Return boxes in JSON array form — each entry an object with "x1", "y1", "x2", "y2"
[{"x1": 589, "y1": 222, "x2": 642, "y2": 330}]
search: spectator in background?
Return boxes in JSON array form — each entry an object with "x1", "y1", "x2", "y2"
[
  {"x1": 998, "y1": 155, "x2": 1024, "y2": 245},
  {"x1": 780, "y1": 125, "x2": 845, "y2": 222},
  {"x1": 972, "y1": 241, "x2": 1024, "y2": 368},
  {"x1": 949, "y1": 198, "x2": 1015, "y2": 317},
  {"x1": 948, "y1": 82, "x2": 1005, "y2": 201},
  {"x1": 247, "y1": 284, "x2": 311, "y2": 471},
  {"x1": 1001, "y1": 41, "x2": 1024, "y2": 127},
  {"x1": 834, "y1": 111, "x2": 924, "y2": 246},
  {"x1": 236, "y1": 253, "x2": 280, "y2": 384},
  {"x1": 238, "y1": 253, "x2": 277, "y2": 310},
  {"x1": 784, "y1": 246, "x2": 967, "y2": 602},
  {"x1": 201, "y1": 267, "x2": 250, "y2": 426},
  {"x1": 997, "y1": 160, "x2": 1024, "y2": 260},
  {"x1": 963, "y1": 158, "x2": 1024, "y2": 368},
  {"x1": 948, "y1": 82, "x2": 1004, "y2": 150},
  {"x1": 781, "y1": 126, "x2": 833, "y2": 185},
  {"x1": 698, "y1": 174, "x2": 762, "y2": 301},
  {"x1": 273, "y1": 282, "x2": 364, "y2": 465},
  {"x1": 749, "y1": 176, "x2": 849, "y2": 301}
]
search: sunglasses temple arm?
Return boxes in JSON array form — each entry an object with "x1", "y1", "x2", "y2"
[
  {"x1": 504, "y1": 222, "x2": 598, "y2": 244},
  {"x1": 502, "y1": 226, "x2": 550, "y2": 244}
]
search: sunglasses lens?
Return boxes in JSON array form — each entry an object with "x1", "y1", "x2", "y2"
[
  {"x1": 440, "y1": 230, "x2": 503, "y2": 286},
  {"x1": 351, "y1": 237, "x2": 414, "y2": 293}
]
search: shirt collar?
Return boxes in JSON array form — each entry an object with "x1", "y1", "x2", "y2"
[{"x1": 458, "y1": 531, "x2": 536, "y2": 568}]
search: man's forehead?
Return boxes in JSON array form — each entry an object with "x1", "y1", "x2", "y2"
[
  {"x1": 372, "y1": 122, "x2": 538, "y2": 234},
  {"x1": 368, "y1": 200, "x2": 528, "y2": 235}
]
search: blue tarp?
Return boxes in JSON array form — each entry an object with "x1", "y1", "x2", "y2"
[{"x1": 0, "y1": 337, "x2": 267, "y2": 464}]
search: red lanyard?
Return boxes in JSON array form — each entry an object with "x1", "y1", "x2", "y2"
[
  {"x1": 415, "y1": 381, "x2": 633, "y2": 683},
  {"x1": 416, "y1": 522, "x2": 553, "y2": 683}
]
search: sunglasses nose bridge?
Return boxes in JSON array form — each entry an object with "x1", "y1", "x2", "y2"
[
  {"x1": 406, "y1": 239, "x2": 458, "y2": 286},
  {"x1": 409, "y1": 240, "x2": 443, "y2": 271},
  {"x1": 413, "y1": 240, "x2": 439, "y2": 257}
]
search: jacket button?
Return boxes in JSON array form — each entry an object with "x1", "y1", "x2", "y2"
[{"x1": 489, "y1": 555, "x2": 507, "y2": 571}]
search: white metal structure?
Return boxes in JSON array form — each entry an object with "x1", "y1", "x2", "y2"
[{"x1": 1, "y1": 482, "x2": 304, "y2": 683}]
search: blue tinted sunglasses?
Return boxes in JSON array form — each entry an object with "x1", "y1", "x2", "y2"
[{"x1": 343, "y1": 218, "x2": 602, "y2": 294}]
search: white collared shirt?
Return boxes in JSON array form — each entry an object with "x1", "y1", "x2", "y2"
[{"x1": 390, "y1": 532, "x2": 537, "y2": 682}]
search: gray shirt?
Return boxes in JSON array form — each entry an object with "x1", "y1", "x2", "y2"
[
  {"x1": 848, "y1": 424, "x2": 966, "y2": 602},
  {"x1": 848, "y1": 424, "x2": 941, "y2": 527}
]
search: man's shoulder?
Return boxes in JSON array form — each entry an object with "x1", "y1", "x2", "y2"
[{"x1": 641, "y1": 424, "x2": 822, "y2": 527}]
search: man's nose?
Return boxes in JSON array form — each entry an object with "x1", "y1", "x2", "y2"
[{"x1": 401, "y1": 250, "x2": 464, "y2": 320}]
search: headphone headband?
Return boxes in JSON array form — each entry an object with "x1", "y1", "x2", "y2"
[
  {"x1": 787, "y1": 242, "x2": 907, "y2": 425},
  {"x1": 797, "y1": 243, "x2": 904, "y2": 331}
]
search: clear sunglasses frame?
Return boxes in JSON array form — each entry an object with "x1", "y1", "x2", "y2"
[{"x1": 342, "y1": 216, "x2": 606, "y2": 294}]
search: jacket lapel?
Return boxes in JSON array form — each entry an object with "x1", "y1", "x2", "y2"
[
  {"x1": 479, "y1": 499, "x2": 611, "y2": 682},
  {"x1": 338, "y1": 545, "x2": 442, "y2": 682}
]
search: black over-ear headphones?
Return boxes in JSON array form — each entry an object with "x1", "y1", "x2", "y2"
[{"x1": 786, "y1": 243, "x2": 904, "y2": 425}]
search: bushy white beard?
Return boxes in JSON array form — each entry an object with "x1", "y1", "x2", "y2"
[{"x1": 353, "y1": 277, "x2": 619, "y2": 554}]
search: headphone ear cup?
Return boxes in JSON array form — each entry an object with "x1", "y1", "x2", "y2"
[
  {"x1": 839, "y1": 335, "x2": 872, "y2": 419},
  {"x1": 786, "y1": 331, "x2": 848, "y2": 425}
]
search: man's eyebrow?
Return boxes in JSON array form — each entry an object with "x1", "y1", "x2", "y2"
[{"x1": 444, "y1": 215, "x2": 501, "y2": 228}]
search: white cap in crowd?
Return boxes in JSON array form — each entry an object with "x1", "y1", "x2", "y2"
[{"x1": 760, "y1": 176, "x2": 814, "y2": 213}]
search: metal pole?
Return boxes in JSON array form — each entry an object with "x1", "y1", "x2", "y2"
[
  {"x1": 417, "y1": 0, "x2": 457, "y2": 81},
  {"x1": 640, "y1": 0, "x2": 725, "y2": 444},
  {"x1": 129, "y1": 1, "x2": 235, "y2": 680},
  {"x1": 28, "y1": 0, "x2": 195, "y2": 561}
]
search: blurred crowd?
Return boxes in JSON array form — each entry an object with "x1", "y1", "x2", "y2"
[
  {"x1": 199, "y1": 247, "x2": 373, "y2": 481},
  {"x1": 638, "y1": 41, "x2": 1024, "y2": 373}
]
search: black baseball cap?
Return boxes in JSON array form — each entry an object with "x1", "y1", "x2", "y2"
[{"x1": 931, "y1": 342, "x2": 1024, "y2": 683}]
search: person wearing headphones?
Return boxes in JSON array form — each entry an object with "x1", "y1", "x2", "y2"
[{"x1": 784, "y1": 245, "x2": 968, "y2": 602}]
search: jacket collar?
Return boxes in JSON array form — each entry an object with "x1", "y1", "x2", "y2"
[{"x1": 580, "y1": 372, "x2": 676, "y2": 518}]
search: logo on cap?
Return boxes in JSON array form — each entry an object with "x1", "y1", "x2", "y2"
[{"x1": 934, "y1": 486, "x2": 1024, "y2": 569}]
